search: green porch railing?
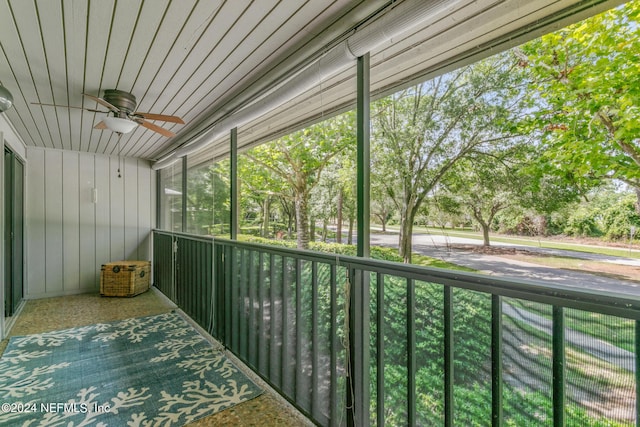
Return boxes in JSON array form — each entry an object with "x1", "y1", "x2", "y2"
[{"x1": 153, "y1": 230, "x2": 640, "y2": 427}]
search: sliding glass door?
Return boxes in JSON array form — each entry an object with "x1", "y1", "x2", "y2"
[{"x1": 4, "y1": 147, "x2": 24, "y2": 317}]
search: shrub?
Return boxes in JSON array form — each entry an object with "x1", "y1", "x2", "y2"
[
  {"x1": 600, "y1": 194, "x2": 640, "y2": 240},
  {"x1": 563, "y1": 207, "x2": 601, "y2": 237}
]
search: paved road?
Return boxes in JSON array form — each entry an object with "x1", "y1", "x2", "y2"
[{"x1": 367, "y1": 232, "x2": 640, "y2": 297}]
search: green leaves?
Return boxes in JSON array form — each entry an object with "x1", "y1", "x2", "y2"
[
  {"x1": 522, "y1": 1, "x2": 640, "y2": 198},
  {"x1": 242, "y1": 111, "x2": 356, "y2": 248},
  {"x1": 371, "y1": 52, "x2": 530, "y2": 257}
]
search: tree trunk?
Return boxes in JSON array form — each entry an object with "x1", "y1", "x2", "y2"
[
  {"x1": 336, "y1": 188, "x2": 343, "y2": 244},
  {"x1": 399, "y1": 203, "x2": 417, "y2": 263},
  {"x1": 399, "y1": 219, "x2": 414, "y2": 264},
  {"x1": 472, "y1": 210, "x2": 492, "y2": 247},
  {"x1": 381, "y1": 210, "x2": 387, "y2": 232},
  {"x1": 310, "y1": 214, "x2": 316, "y2": 242},
  {"x1": 261, "y1": 197, "x2": 270, "y2": 238},
  {"x1": 322, "y1": 219, "x2": 328, "y2": 242},
  {"x1": 480, "y1": 222, "x2": 491, "y2": 246},
  {"x1": 348, "y1": 217, "x2": 354, "y2": 245},
  {"x1": 295, "y1": 192, "x2": 310, "y2": 249},
  {"x1": 635, "y1": 187, "x2": 640, "y2": 216}
]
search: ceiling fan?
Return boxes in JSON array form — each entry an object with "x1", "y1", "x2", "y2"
[{"x1": 32, "y1": 89, "x2": 185, "y2": 137}]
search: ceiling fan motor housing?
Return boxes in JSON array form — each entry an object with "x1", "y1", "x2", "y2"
[{"x1": 103, "y1": 89, "x2": 137, "y2": 113}]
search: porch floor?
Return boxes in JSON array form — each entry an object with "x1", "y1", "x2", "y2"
[{"x1": 0, "y1": 289, "x2": 309, "y2": 426}]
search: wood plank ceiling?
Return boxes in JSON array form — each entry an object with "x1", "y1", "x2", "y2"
[
  {"x1": 0, "y1": 0, "x2": 626, "y2": 163},
  {"x1": 0, "y1": 0, "x2": 388, "y2": 160}
]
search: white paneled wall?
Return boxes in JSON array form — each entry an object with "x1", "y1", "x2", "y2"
[
  {"x1": 26, "y1": 147, "x2": 156, "y2": 298},
  {"x1": 0, "y1": 132, "x2": 4, "y2": 334}
]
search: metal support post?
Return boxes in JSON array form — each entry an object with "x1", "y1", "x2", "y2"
[
  {"x1": 348, "y1": 52, "x2": 371, "y2": 427},
  {"x1": 181, "y1": 156, "x2": 187, "y2": 232},
  {"x1": 230, "y1": 127, "x2": 238, "y2": 240}
]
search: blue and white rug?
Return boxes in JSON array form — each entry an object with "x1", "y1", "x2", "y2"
[{"x1": 0, "y1": 311, "x2": 262, "y2": 426}]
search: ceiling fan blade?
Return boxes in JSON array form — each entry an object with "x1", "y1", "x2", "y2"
[
  {"x1": 133, "y1": 112, "x2": 185, "y2": 124},
  {"x1": 139, "y1": 120, "x2": 175, "y2": 137},
  {"x1": 83, "y1": 93, "x2": 120, "y2": 112},
  {"x1": 94, "y1": 121, "x2": 108, "y2": 130},
  {"x1": 31, "y1": 102, "x2": 106, "y2": 113}
]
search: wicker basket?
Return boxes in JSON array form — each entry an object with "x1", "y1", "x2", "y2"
[{"x1": 100, "y1": 261, "x2": 151, "y2": 297}]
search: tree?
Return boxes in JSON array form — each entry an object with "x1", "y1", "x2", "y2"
[
  {"x1": 238, "y1": 155, "x2": 286, "y2": 237},
  {"x1": 277, "y1": 189, "x2": 297, "y2": 239},
  {"x1": 439, "y1": 153, "x2": 519, "y2": 246},
  {"x1": 372, "y1": 52, "x2": 527, "y2": 262},
  {"x1": 601, "y1": 192, "x2": 640, "y2": 240},
  {"x1": 185, "y1": 161, "x2": 230, "y2": 235},
  {"x1": 310, "y1": 164, "x2": 340, "y2": 242},
  {"x1": 245, "y1": 112, "x2": 355, "y2": 249},
  {"x1": 436, "y1": 148, "x2": 584, "y2": 241},
  {"x1": 557, "y1": 186, "x2": 640, "y2": 240},
  {"x1": 371, "y1": 148, "x2": 397, "y2": 232},
  {"x1": 519, "y1": 1, "x2": 640, "y2": 212},
  {"x1": 333, "y1": 146, "x2": 357, "y2": 243}
]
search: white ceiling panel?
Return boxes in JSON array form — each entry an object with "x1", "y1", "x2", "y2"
[{"x1": 0, "y1": 0, "x2": 385, "y2": 160}]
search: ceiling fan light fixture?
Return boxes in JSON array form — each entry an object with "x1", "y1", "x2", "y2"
[
  {"x1": 0, "y1": 82, "x2": 14, "y2": 112},
  {"x1": 103, "y1": 116, "x2": 138, "y2": 134}
]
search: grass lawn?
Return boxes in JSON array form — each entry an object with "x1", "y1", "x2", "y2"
[
  {"x1": 498, "y1": 253, "x2": 640, "y2": 283},
  {"x1": 508, "y1": 299, "x2": 636, "y2": 353}
]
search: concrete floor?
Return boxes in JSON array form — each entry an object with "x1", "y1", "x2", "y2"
[{"x1": 0, "y1": 289, "x2": 310, "y2": 426}]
